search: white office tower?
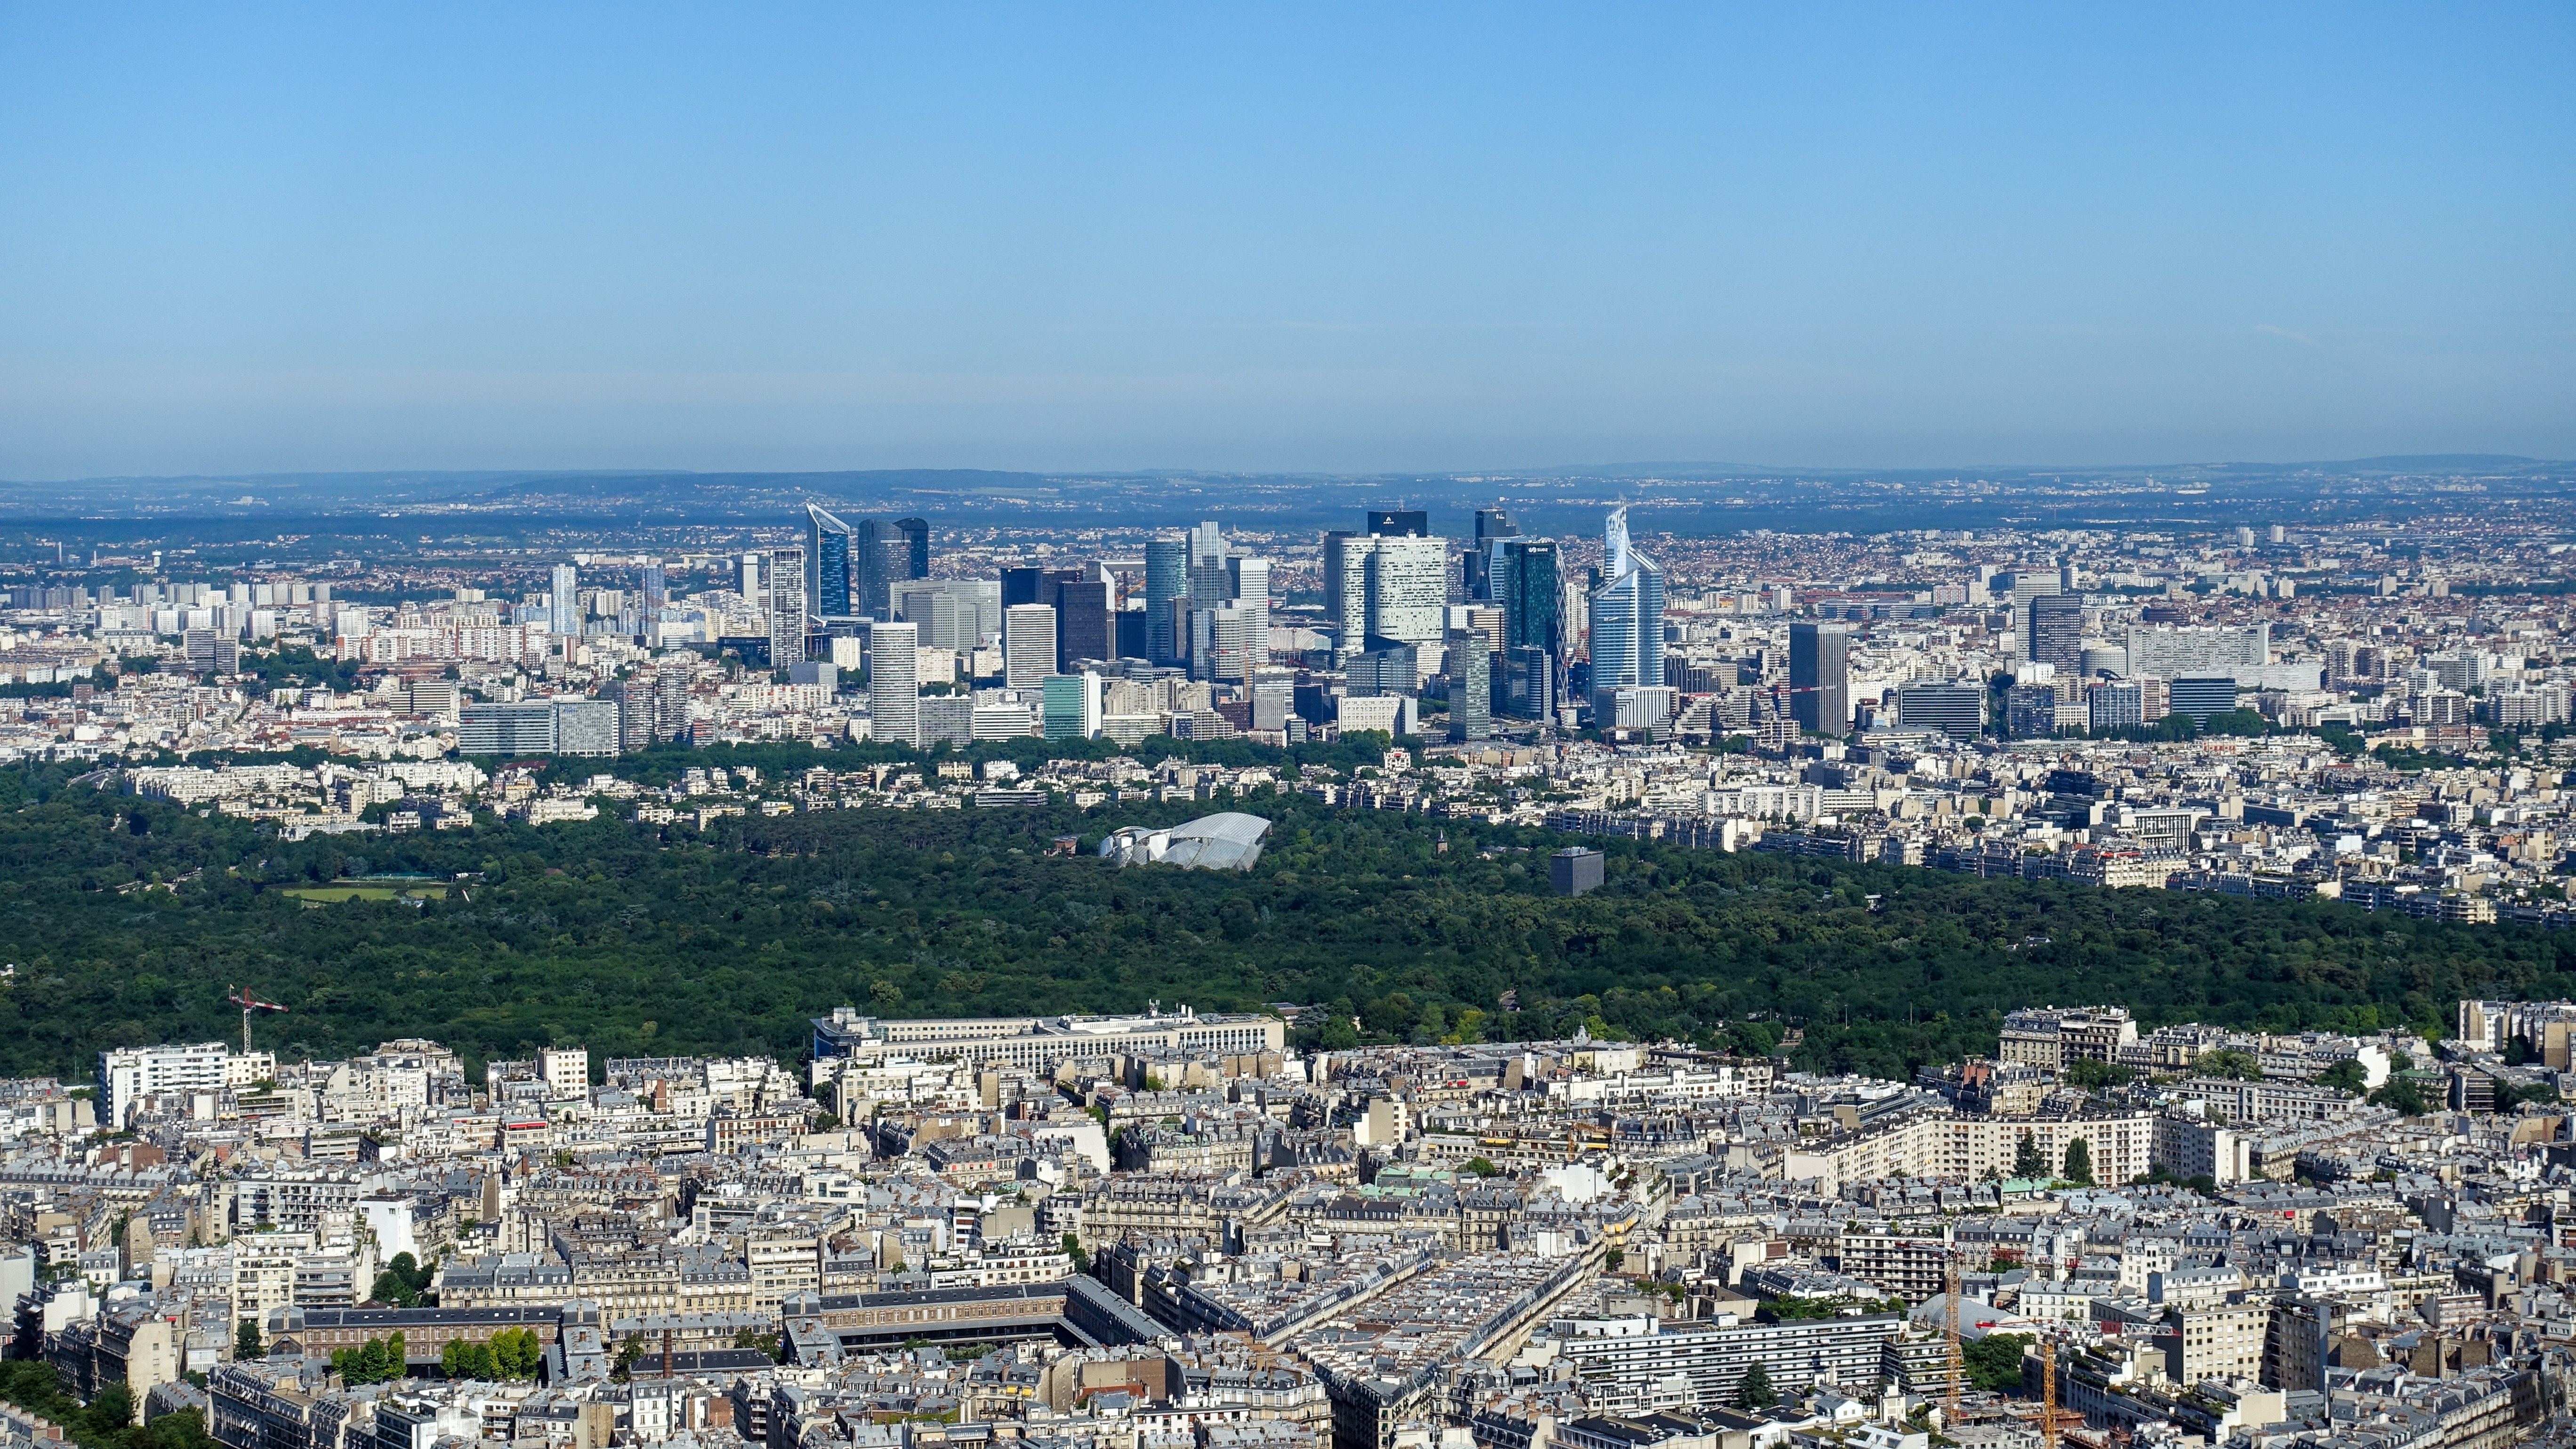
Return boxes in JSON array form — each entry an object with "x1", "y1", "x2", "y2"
[
  {"x1": 765, "y1": 546, "x2": 807, "y2": 666},
  {"x1": 1004, "y1": 604, "x2": 1058, "y2": 688},
  {"x1": 868, "y1": 622, "x2": 920, "y2": 748},
  {"x1": 1227, "y1": 555, "x2": 1272, "y2": 663},
  {"x1": 1365, "y1": 535, "x2": 1447, "y2": 648},
  {"x1": 549, "y1": 563, "x2": 578, "y2": 637},
  {"x1": 739, "y1": 553, "x2": 760, "y2": 599}
]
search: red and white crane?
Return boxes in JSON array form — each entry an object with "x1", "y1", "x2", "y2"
[{"x1": 227, "y1": 986, "x2": 286, "y2": 1054}]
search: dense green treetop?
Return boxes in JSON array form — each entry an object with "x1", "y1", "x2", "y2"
[{"x1": 0, "y1": 751, "x2": 2558, "y2": 1084}]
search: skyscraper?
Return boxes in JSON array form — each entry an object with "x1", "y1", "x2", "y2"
[
  {"x1": 1789, "y1": 621, "x2": 1851, "y2": 736},
  {"x1": 855, "y1": 517, "x2": 929, "y2": 620},
  {"x1": 1469, "y1": 507, "x2": 1518, "y2": 601},
  {"x1": 1227, "y1": 555, "x2": 1271, "y2": 666},
  {"x1": 1186, "y1": 520, "x2": 1229, "y2": 616},
  {"x1": 1323, "y1": 530, "x2": 1371, "y2": 665},
  {"x1": 805, "y1": 504, "x2": 857, "y2": 619},
  {"x1": 765, "y1": 547, "x2": 808, "y2": 666},
  {"x1": 1496, "y1": 539, "x2": 1562, "y2": 659},
  {"x1": 868, "y1": 621, "x2": 919, "y2": 748},
  {"x1": 1144, "y1": 536, "x2": 1189, "y2": 664},
  {"x1": 894, "y1": 580, "x2": 1000, "y2": 651},
  {"x1": 640, "y1": 563, "x2": 667, "y2": 633},
  {"x1": 1586, "y1": 507, "x2": 1664, "y2": 714},
  {"x1": 895, "y1": 517, "x2": 930, "y2": 580},
  {"x1": 1447, "y1": 628, "x2": 1491, "y2": 741},
  {"x1": 549, "y1": 564, "x2": 578, "y2": 638},
  {"x1": 2029, "y1": 594, "x2": 2085, "y2": 674},
  {"x1": 1053, "y1": 577, "x2": 1113, "y2": 671},
  {"x1": 1004, "y1": 604, "x2": 1057, "y2": 688},
  {"x1": 1502, "y1": 644, "x2": 1554, "y2": 720},
  {"x1": 1364, "y1": 535, "x2": 1447, "y2": 651},
  {"x1": 1367, "y1": 509, "x2": 1429, "y2": 538}
]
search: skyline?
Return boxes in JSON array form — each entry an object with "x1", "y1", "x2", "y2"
[{"x1": 2, "y1": 4, "x2": 2571, "y2": 478}]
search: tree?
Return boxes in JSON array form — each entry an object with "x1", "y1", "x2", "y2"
[
  {"x1": 2065, "y1": 1059, "x2": 2133, "y2": 1092},
  {"x1": 2198, "y1": 1048, "x2": 2264, "y2": 1080},
  {"x1": 2061, "y1": 1137, "x2": 2093, "y2": 1186},
  {"x1": 1962, "y1": 1333, "x2": 2032, "y2": 1393},
  {"x1": 1062, "y1": 1233, "x2": 1090, "y2": 1274},
  {"x1": 2370, "y1": 1078, "x2": 2432, "y2": 1115},
  {"x1": 89, "y1": 1383, "x2": 137, "y2": 1431},
  {"x1": 1464, "y1": 1156, "x2": 1501, "y2": 1178},
  {"x1": 2315, "y1": 1059, "x2": 2368, "y2": 1095},
  {"x1": 369, "y1": 1251, "x2": 433, "y2": 1308},
  {"x1": 2012, "y1": 1131, "x2": 2048, "y2": 1180},
  {"x1": 236, "y1": 1318, "x2": 264, "y2": 1360},
  {"x1": 1735, "y1": 1360, "x2": 1778, "y2": 1409}
]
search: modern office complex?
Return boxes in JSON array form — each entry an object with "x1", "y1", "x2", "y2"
[
  {"x1": 1789, "y1": 621, "x2": 1851, "y2": 736},
  {"x1": 1586, "y1": 507, "x2": 1665, "y2": 715}
]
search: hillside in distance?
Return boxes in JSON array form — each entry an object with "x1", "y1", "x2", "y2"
[{"x1": 3, "y1": 749, "x2": 2565, "y2": 1082}]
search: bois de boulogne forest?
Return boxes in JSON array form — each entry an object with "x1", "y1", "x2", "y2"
[{"x1": 4, "y1": 459, "x2": 2576, "y2": 1449}]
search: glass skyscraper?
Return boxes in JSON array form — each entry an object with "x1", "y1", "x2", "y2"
[
  {"x1": 1144, "y1": 536, "x2": 1189, "y2": 664},
  {"x1": 1587, "y1": 507, "x2": 1664, "y2": 702},
  {"x1": 805, "y1": 504, "x2": 856, "y2": 619},
  {"x1": 1497, "y1": 539, "x2": 1561, "y2": 659}
]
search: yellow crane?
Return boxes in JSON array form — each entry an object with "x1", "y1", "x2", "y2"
[{"x1": 1943, "y1": 1248, "x2": 1964, "y2": 1426}]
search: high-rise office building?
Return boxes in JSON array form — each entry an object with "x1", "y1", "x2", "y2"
[
  {"x1": 1496, "y1": 539, "x2": 1562, "y2": 659},
  {"x1": 1185, "y1": 520, "x2": 1230, "y2": 620},
  {"x1": 1447, "y1": 628, "x2": 1492, "y2": 742},
  {"x1": 1323, "y1": 531, "x2": 1371, "y2": 664},
  {"x1": 549, "y1": 564, "x2": 578, "y2": 638},
  {"x1": 1367, "y1": 509, "x2": 1429, "y2": 538},
  {"x1": 1227, "y1": 555, "x2": 1271, "y2": 665},
  {"x1": 1502, "y1": 644, "x2": 1554, "y2": 720},
  {"x1": 1586, "y1": 507, "x2": 1665, "y2": 714},
  {"x1": 855, "y1": 517, "x2": 929, "y2": 620},
  {"x1": 1469, "y1": 507, "x2": 1518, "y2": 601},
  {"x1": 805, "y1": 504, "x2": 857, "y2": 619},
  {"x1": 765, "y1": 546, "x2": 807, "y2": 666},
  {"x1": 2028, "y1": 593, "x2": 2084, "y2": 673},
  {"x1": 1789, "y1": 621, "x2": 1851, "y2": 736},
  {"x1": 1894, "y1": 680, "x2": 1985, "y2": 738},
  {"x1": 894, "y1": 518, "x2": 929, "y2": 580},
  {"x1": 1190, "y1": 602, "x2": 1256, "y2": 683},
  {"x1": 894, "y1": 580, "x2": 1000, "y2": 652},
  {"x1": 1004, "y1": 604, "x2": 1057, "y2": 689},
  {"x1": 739, "y1": 553, "x2": 760, "y2": 601},
  {"x1": 868, "y1": 622, "x2": 919, "y2": 747},
  {"x1": 1364, "y1": 535, "x2": 1447, "y2": 651},
  {"x1": 1004, "y1": 568, "x2": 1110, "y2": 670},
  {"x1": 1144, "y1": 537, "x2": 1190, "y2": 664},
  {"x1": 1041, "y1": 671, "x2": 1103, "y2": 740},
  {"x1": 640, "y1": 563, "x2": 667, "y2": 633},
  {"x1": 1054, "y1": 578, "x2": 1113, "y2": 670}
]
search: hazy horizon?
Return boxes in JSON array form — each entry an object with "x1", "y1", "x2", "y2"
[{"x1": 4, "y1": 4, "x2": 2570, "y2": 478}]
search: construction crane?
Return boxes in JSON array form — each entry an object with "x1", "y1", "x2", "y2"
[
  {"x1": 227, "y1": 986, "x2": 286, "y2": 1054},
  {"x1": 1943, "y1": 1248, "x2": 1964, "y2": 1427},
  {"x1": 2040, "y1": 1337, "x2": 2060, "y2": 1449}
]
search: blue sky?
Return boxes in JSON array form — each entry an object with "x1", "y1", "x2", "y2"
[{"x1": 0, "y1": 4, "x2": 2569, "y2": 478}]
